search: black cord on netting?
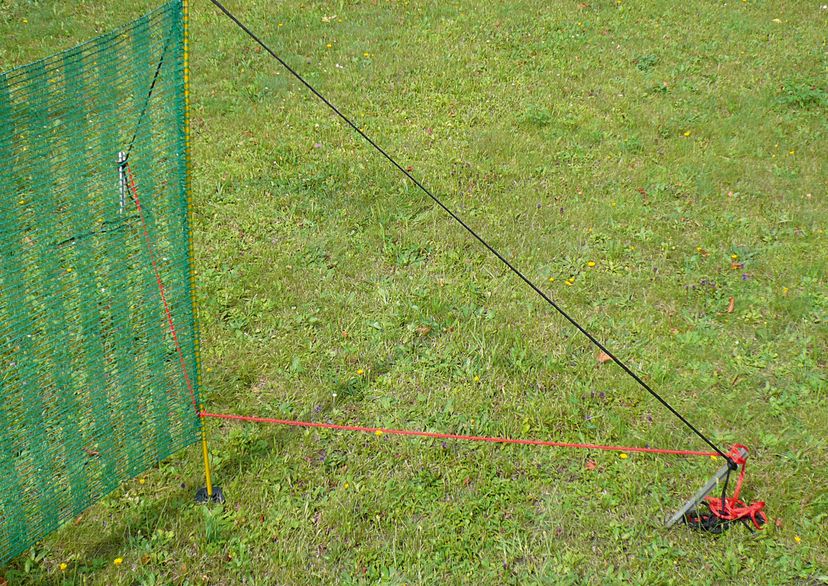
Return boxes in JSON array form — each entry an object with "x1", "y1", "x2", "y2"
[
  {"x1": 123, "y1": 18, "x2": 175, "y2": 161},
  {"x1": 206, "y1": 0, "x2": 731, "y2": 463}
]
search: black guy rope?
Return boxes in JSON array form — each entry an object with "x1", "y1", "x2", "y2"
[
  {"x1": 124, "y1": 17, "x2": 175, "y2": 161},
  {"x1": 206, "y1": 0, "x2": 732, "y2": 464}
]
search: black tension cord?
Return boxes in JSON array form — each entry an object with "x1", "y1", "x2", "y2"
[
  {"x1": 206, "y1": 0, "x2": 731, "y2": 463},
  {"x1": 124, "y1": 20, "x2": 175, "y2": 161}
]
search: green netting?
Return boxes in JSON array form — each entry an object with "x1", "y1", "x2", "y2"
[{"x1": 0, "y1": 1, "x2": 201, "y2": 564}]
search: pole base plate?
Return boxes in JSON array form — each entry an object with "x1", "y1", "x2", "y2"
[{"x1": 195, "y1": 486, "x2": 225, "y2": 504}]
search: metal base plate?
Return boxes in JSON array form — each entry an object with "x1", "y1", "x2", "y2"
[{"x1": 195, "y1": 486, "x2": 225, "y2": 504}]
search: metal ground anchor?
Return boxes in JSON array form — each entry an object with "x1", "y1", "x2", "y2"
[{"x1": 665, "y1": 446, "x2": 748, "y2": 528}]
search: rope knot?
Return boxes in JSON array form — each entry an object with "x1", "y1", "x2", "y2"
[
  {"x1": 727, "y1": 443, "x2": 749, "y2": 466},
  {"x1": 687, "y1": 443, "x2": 768, "y2": 532}
]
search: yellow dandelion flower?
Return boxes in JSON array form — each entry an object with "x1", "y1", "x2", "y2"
[
  {"x1": 356, "y1": 368, "x2": 364, "y2": 375},
  {"x1": 731, "y1": 253, "x2": 738, "y2": 260},
  {"x1": 139, "y1": 477, "x2": 145, "y2": 485},
  {"x1": 278, "y1": 22, "x2": 284, "y2": 27},
  {"x1": 114, "y1": 557, "x2": 123, "y2": 566},
  {"x1": 548, "y1": 276, "x2": 555, "y2": 282},
  {"x1": 60, "y1": 562, "x2": 68, "y2": 571},
  {"x1": 788, "y1": 150, "x2": 795, "y2": 155},
  {"x1": 66, "y1": 267, "x2": 73, "y2": 273},
  {"x1": 683, "y1": 130, "x2": 691, "y2": 137},
  {"x1": 344, "y1": 481, "x2": 349, "y2": 489},
  {"x1": 326, "y1": 43, "x2": 332, "y2": 49},
  {"x1": 587, "y1": 261, "x2": 596, "y2": 268},
  {"x1": 363, "y1": 52, "x2": 370, "y2": 57},
  {"x1": 619, "y1": 453, "x2": 629, "y2": 459},
  {"x1": 473, "y1": 375, "x2": 480, "y2": 383},
  {"x1": 783, "y1": 287, "x2": 789, "y2": 295},
  {"x1": 794, "y1": 535, "x2": 801, "y2": 543},
  {"x1": 374, "y1": 429, "x2": 383, "y2": 437}
]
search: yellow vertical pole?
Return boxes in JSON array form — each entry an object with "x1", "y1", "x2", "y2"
[{"x1": 182, "y1": 0, "x2": 214, "y2": 498}]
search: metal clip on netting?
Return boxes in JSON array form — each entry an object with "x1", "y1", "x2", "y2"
[{"x1": 118, "y1": 151, "x2": 128, "y2": 213}]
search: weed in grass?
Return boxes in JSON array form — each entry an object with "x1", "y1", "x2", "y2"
[{"x1": 778, "y1": 79, "x2": 828, "y2": 109}]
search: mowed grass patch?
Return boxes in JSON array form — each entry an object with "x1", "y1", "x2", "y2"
[{"x1": 1, "y1": 0, "x2": 826, "y2": 583}]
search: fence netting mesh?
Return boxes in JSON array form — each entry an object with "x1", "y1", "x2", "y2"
[{"x1": 0, "y1": 0, "x2": 200, "y2": 564}]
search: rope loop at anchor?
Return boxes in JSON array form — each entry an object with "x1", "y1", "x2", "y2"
[{"x1": 685, "y1": 444, "x2": 767, "y2": 533}]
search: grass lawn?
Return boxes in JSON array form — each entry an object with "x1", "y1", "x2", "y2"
[{"x1": 1, "y1": 0, "x2": 826, "y2": 583}]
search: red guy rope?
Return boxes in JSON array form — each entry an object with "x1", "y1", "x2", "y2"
[
  {"x1": 126, "y1": 162, "x2": 199, "y2": 413},
  {"x1": 199, "y1": 411, "x2": 720, "y2": 458}
]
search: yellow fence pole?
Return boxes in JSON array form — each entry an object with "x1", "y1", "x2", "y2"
[{"x1": 182, "y1": 0, "x2": 218, "y2": 501}]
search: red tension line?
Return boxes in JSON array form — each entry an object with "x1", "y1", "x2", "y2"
[
  {"x1": 126, "y1": 162, "x2": 199, "y2": 412},
  {"x1": 199, "y1": 411, "x2": 719, "y2": 458}
]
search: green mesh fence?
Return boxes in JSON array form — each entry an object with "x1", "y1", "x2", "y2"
[{"x1": 0, "y1": 1, "x2": 201, "y2": 564}]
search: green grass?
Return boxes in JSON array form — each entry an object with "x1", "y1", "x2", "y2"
[{"x1": 2, "y1": 0, "x2": 827, "y2": 583}]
